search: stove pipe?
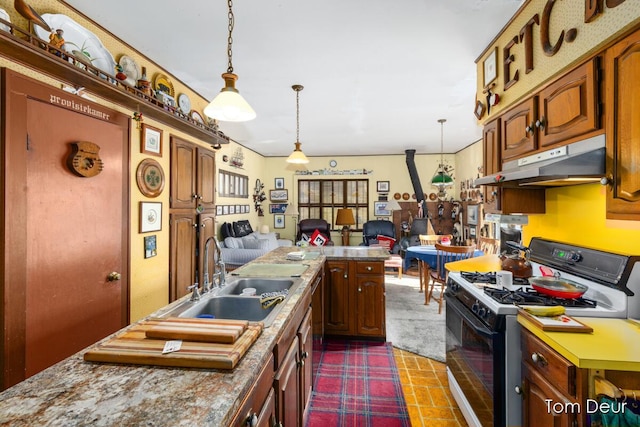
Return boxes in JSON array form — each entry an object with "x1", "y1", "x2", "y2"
[{"x1": 405, "y1": 149, "x2": 425, "y2": 205}]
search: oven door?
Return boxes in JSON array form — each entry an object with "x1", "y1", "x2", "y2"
[{"x1": 445, "y1": 293, "x2": 505, "y2": 427}]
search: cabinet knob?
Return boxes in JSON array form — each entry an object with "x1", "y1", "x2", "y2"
[
  {"x1": 535, "y1": 116, "x2": 546, "y2": 129},
  {"x1": 366, "y1": 266, "x2": 373, "y2": 271},
  {"x1": 245, "y1": 412, "x2": 258, "y2": 427},
  {"x1": 600, "y1": 175, "x2": 613, "y2": 186},
  {"x1": 358, "y1": 286, "x2": 362, "y2": 292},
  {"x1": 301, "y1": 351, "x2": 309, "y2": 359},
  {"x1": 297, "y1": 359, "x2": 305, "y2": 367},
  {"x1": 344, "y1": 274, "x2": 348, "y2": 279},
  {"x1": 107, "y1": 272, "x2": 121, "y2": 281},
  {"x1": 531, "y1": 352, "x2": 547, "y2": 366},
  {"x1": 514, "y1": 385, "x2": 523, "y2": 395},
  {"x1": 525, "y1": 123, "x2": 534, "y2": 134}
]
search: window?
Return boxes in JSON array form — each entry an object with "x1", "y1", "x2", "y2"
[{"x1": 298, "y1": 179, "x2": 369, "y2": 230}]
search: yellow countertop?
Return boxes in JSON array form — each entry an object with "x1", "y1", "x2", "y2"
[
  {"x1": 445, "y1": 254, "x2": 502, "y2": 272},
  {"x1": 518, "y1": 316, "x2": 640, "y2": 371}
]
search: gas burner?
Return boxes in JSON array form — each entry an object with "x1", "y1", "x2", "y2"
[
  {"x1": 460, "y1": 271, "x2": 529, "y2": 287},
  {"x1": 483, "y1": 287, "x2": 598, "y2": 308}
]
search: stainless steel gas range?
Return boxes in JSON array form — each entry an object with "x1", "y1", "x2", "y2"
[{"x1": 444, "y1": 237, "x2": 640, "y2": 427}]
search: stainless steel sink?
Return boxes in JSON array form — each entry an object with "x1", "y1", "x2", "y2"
[
  {"x1": 160, "y1": 277, "x2": 303, "y2": 327},
  {"x1": 218, "y1": 278, "x2": 298, "y2": 296}
]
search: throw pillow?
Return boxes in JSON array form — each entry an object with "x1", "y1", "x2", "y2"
[
  {"x1": 241, "y1": 235, "x2": 258, "y2": 248},
  {"x1": 233, "y1": 220, "x2": 253, "y2": 237},
  {"x1": 243, "y1": 239, "x2": 269, "y2": 250},
  {"x1": 224, "y1": 236, "x2": 243, "y2": 249},
  {"x1": 376, "y1": 235, "x2": 396, "y2": 250},
  {"x1": 310, "y1": 229, "x2": 328, "y2": 246}
]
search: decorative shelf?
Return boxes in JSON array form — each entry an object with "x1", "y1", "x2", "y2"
[{"x1": 0, "y1": 21, "x2": 229, "y2": 146}]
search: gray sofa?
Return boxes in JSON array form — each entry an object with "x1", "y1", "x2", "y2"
[{"x1": 219, "y1": 221, "x2": 292, "y2": 268}]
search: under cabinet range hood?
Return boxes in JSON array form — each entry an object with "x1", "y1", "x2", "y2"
[{"x1": 474, "y1": 135, "x2": 606, "y2": 188}]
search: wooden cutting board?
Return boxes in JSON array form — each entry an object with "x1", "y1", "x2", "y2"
[
  {"x1": 145, "y1": 317, "x2": 248, "y2": 344},
  {"x1": 84, "y1": 319, "x2": 263, "y2": 369}
]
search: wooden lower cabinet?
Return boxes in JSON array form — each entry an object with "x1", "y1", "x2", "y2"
[
  {"x1": 521, "y1": 328, "x2": 587, "y2": 427},
  {"x1": 275, "y1": 336, "x2": 301, "y2": 427},
  {"x1": 229, "y1": 354, "x2": 276, "y2": 427},
  {"x1": 325, "y1": 260, "x2": 385, "y2": 339}
]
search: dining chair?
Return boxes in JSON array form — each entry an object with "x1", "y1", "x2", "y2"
[
  {"x1": 426, "y1": 243, "x2": 477, "y2": 313},
  {"x1": 477, "y1": 236, "x2": 500, "y2": 255},
  {"x1": 419, "y1": 234, "x2": 452, "y2": 245}
]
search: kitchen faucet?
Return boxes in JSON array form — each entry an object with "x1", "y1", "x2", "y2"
[{"x1": 203, "y1": 237, "x2": 226, "y2": 293}]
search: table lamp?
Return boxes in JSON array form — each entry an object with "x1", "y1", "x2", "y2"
[{"x1": 335, "y1": 208, "x2": 356, "y2": 246}]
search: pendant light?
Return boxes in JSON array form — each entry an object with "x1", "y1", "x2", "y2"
[
  {"x1": 204, "y1": 0, "x2": 256, "y2": 122},
  {"x1": 286, "y1": 84, "x2": 309, "y2": 164},
  {"x1": 431, "y1": 118, "x2": 454, "y2": 198}
]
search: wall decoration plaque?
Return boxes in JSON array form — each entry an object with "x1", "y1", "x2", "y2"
[{"x1": 136, "y1": 158, "x2": 165, "y2": 198}]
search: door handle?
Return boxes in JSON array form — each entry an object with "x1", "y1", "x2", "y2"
[{"x1": 107, "y1": 272, "x2": 121, "y2": 281}]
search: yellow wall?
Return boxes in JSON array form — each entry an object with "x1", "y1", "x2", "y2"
[
  {"x1": 523, "y1": 184, "x2": 640, "y2": 254},
  {"x1": 476, "y1": 0, "x2": 640, "y2": 122}
]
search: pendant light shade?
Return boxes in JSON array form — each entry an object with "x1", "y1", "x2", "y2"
[
  {"x1": 431, "y1": 118, "x2": 454, "y2": 198},
  {"x1": 204, "y1": 0, "x2": 255, "y2": 122},
  {"x1": 286, "y1": 84, "x2": 309, "y2": 164}
]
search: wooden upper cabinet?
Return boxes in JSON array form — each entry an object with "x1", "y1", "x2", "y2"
[
  {"x1": 538, "y1": 58, "x2": 600, "y2": 149},
  {"x1": 501, "y1": 97, "x2": 537, "y2": 161},
  {"x1": 605, "y1": 29, "x2": 640, "y2": 220},
  {"x1": 170, "y1": 137, "x2": 216, "y2": 211},
  {"x1": 482, "y1": 119, "x2": 501, "y2": 213}
]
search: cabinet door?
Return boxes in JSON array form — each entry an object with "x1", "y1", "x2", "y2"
[
  {"x1": 355, "y1": 274, "x2": 386, "y2": 337},
  {"x1": 324, "y1": 261, "x2": 351, "y2": 334},
  {"x1": 197, "y1": 147, "x2": 216, "y2": 211},
  {"x1": 198, "y1": 212, "x2": 217, "y2": 288},
  {"x1": 274, "y1": 336, "x2": 300, "y2": 427},
  {"x1": 501, "y1": 97, "x2": 537, "y2": 161},
  {"x1": 170, "y1": 138, "x2": 197, "y2": 209},
  {"x1": 298, "y1": 308, "x2": 313, "y2": 427},
  {"x1": 482, "y1": 118, "x2": 502, "y2": 213},
  {"x1": 522, "y1": 363, "x2": 578, "y2": 427},
  {"x1": 538, "y1": 58, "x2": 600, "y2": 149},
  {"x1": 255, "y1": 388, "x2": 277, "y2": 427},
  {"x1": 605, "y1": 29, "x2": 640, "y2": 220},
  {"x1": 169, "y1": 213, "x2": 197, "y2": 301}
]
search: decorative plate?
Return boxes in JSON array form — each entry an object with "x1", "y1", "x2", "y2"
[
  {"x1": 402, "y1": 192, "x2": 410, "y2": 200},
  {"x1": 136, "y1": 158, "x2": 165, "y2": 198},
  {"x1": 0, "y1": 9, "x2": 11, "y2": 32},
  {"x1": 411, "y1": 193, "x2": 416, "y2": 199},
  {"x1": 190, "y1": 110, "x2": 205, "y2": 124},
  {"x1": 429, "y1": 193, "x2": 437, "y2": 201},
  {"x1": 35, "y1": 14, "x2": 116, "y2": 78},
  {"x1": 177, "y1": 93, "x2": 191, "y2": 115},
  {"x1": 119, "y1": 55, "x2": 140, "y2": 87},
  {"x1": 153, "y1": 74, "x2": 175, "y2": 97},
  {"x1": 394, "y1": 193, "x2": 401, "y2": 200},
  {"x1": 329, "y1": 160, "x2": 337, "y2": 168}
]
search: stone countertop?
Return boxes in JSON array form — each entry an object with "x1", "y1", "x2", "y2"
[
  {"x1": 0, "y1": 246, "x2": 328, "y2": 427},
  {"x1": 302, "y1": 245, "x2": 390, "y2": 261}
]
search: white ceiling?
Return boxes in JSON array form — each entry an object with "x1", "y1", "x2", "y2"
[{"x1": 64, "y1": 0, "x2": 524, "y2": 157}]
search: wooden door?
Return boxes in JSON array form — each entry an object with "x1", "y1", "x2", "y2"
[
  {"x1": 482, "y1": 119, "x2": 502, "y2": 213},
  {"x1": 501, "y1": 97, "x2": 537, "y2": 161},
  {"x1": 2, "y1": 70, "x2": 129, "y2": 388},
  {"x1": 522, "y1": 364, "x2": 578, "y2": 427},
  {"x1": 274, "y1": 336, "x2": 300, "y2": 427},
  {"x1": 605, "y1": 29, "x2": 640, "y2": 220},
  {"x1": 169, "y1": 213, "x2": 197, "y2": 301},
  {"x1": 324, "y1": 261, "x2": 351, "y2": 334},
  {"x1": 197, "y1": 148, "x2": 216, "y2": 211},
  {"x1": 538, "y1": 58, "x2": 600, "y2": 149},
  {"x1": 298, "y1": 308, "x2": 313, "y2": 426},
  {"x1": 198, "y1": 212, "x2": 217, "y2": 288}
]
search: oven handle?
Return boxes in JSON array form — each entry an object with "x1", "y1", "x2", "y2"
[{"x1": 445, "y1": 293, "x2": 496, "y2": 339}]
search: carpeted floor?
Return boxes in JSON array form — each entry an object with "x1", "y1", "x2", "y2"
[
  {"x1": 385, "y1": 275, "x2": 446, "y2": 362},
  {"x1": 307, "y1": 339, "x2": 411, "y2": 427}
]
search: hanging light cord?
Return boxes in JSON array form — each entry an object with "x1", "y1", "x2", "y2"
[
  {"x1": 438, "y1": 118, "x2": 446, "y2": 170},
  {"x1": 296, "y1": 88, "x2": 300, "y2": 143},
  {"x1": 226, "y1": 0, "x2": 234, "y2": 73}
]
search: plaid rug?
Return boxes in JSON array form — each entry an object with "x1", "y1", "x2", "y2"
[{"x1": 306, "y1": 339, "x2": 410, "y2": 427}]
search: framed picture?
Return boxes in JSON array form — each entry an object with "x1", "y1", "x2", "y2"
[
  {"x1": 483, "y1": 47, "x2": 497, "y2": 88},
  {"x1": 229, "y1": 205, "x2": 235, "y2": 214},
  {"x1": 474, "y1": 100, "x2": 486, "y2": 120},
  {"x1": 144, "y1": 235, "x2": 157, "y2": 258},
  {"x1": 139, "y1": 202, "x2": 162, "y2": 233},
  {"x1": 141, "y1": 123, "x2": 163, "y2": 157},
  {"x1": 274, "y1": 214, "x2": 285, "y2": 229},
  {"x1": 275, "y1": 177, "x2": 285, "y2": 189},
  {"x1": 377, "y1": 181, "x2": 390, "y2": 192},
  {"x1": 223, "y1": 205, "x2": 229, "y2": 215},
  {"x1": 269, "y1": 189, "x2": 288, "y2": 201},
  {"x1": 216, "y1": 205, "x2": 222, "y2": 215},
  {"x1": 269, "y1": 203, "x2": 288, "y2": 214},
  {"x1": 467, "y1": 204, "x2": 479, "y2": 226},
  {"x1": 374, "y1": 201, "x2": 391, "y2": 216}
]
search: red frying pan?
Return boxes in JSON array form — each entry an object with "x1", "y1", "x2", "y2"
[{"x1": 529, "y1": 267, "x2": 588, "y2": 299}]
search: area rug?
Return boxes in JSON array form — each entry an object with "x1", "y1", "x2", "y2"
[
  {"x1": 306, "y1": 339, "x2": 410, "y2": 427},
  {"x1": 384, "y1": 275, "x2": 446, "y2": 362}
]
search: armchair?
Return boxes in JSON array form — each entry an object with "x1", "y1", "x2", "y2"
[
  {"x1": 297, "y1": 219, "x2": 334, "y2": 246},
  {"x1": 361, "y1": 220, "x2": 398, "y2": 253}
]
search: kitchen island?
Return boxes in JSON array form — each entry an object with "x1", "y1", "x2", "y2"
[{"x1": 0, "y1": 245, "x2": 388, "y2": 426}]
